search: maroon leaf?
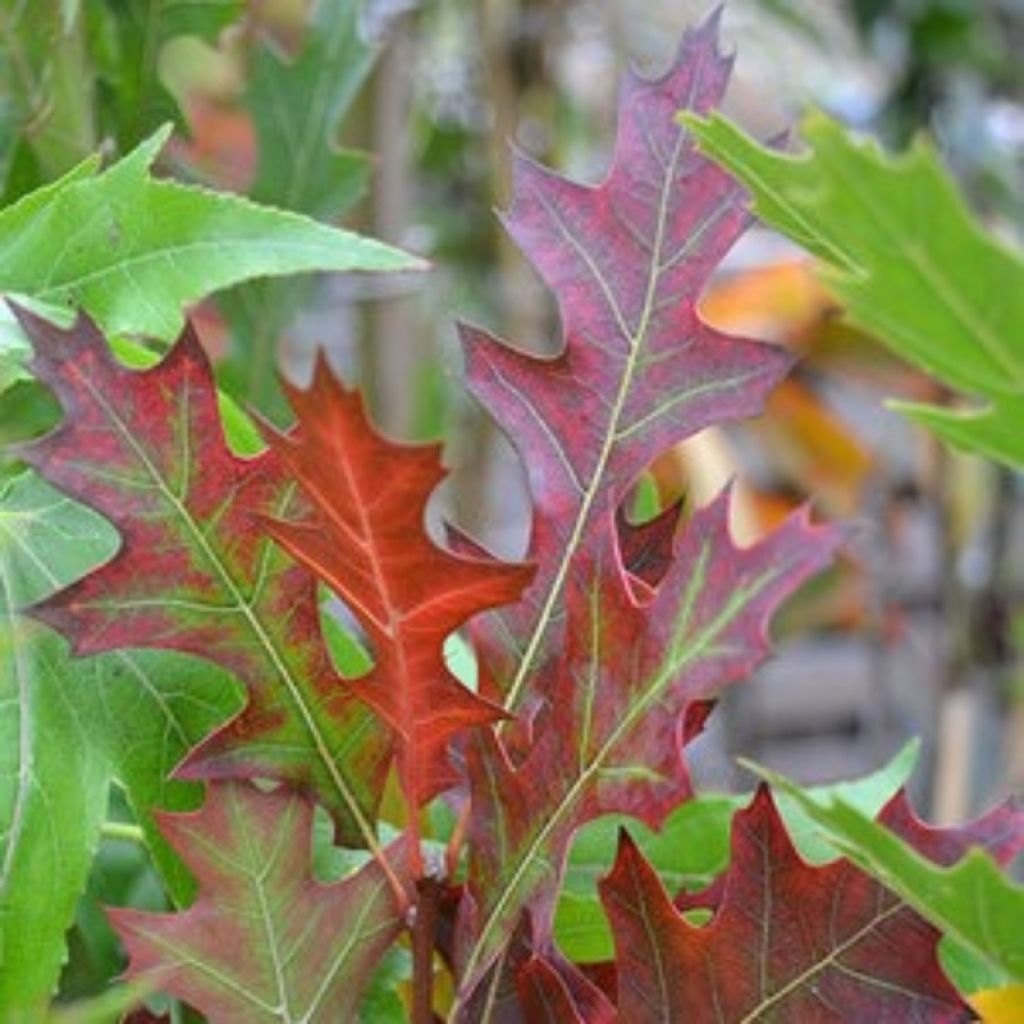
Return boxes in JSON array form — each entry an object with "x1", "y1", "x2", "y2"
[
  {"x1": 517, "y1": 957, "x2": 611, "y2": 1024},
  {"x1": 458, "y1": 914, "x2": 613, "y2": 1024},
  {"x1": 453, "y1": 496, "x2": 843, "y2": 1008},
  {"x1": 462, "y1": 10, "x2": 793, "y2": 710},
  {"x1": 260, "y1": 358, "x2": 532, "y2": 807},
  {"x1": 109, "y1": 782, "x2": 405, "y2": 1023},
  {"x1": 15, "y1": 308, "x2": 389, "y2": 850},
  {"x1": 600, "y1": 786, "x2": 1024, "y2": 1022}
]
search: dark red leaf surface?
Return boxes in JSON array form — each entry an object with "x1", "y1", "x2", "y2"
[
  {"x1": 454, "y1": 498, "x2": 843, "y2": 1008},
  {"x1": 260, "y1": 359, "x2": 533, "y2": 805},
  {"x1": 597, "y1": 786, "x2": 1024, "y2": 1022},
  {"x1": 517, "y1": 957, "x2": 610, "y2": 1024},
  {"x1": 457, "y1": 914, "x2": 613, "y2": 1024},
  {"x1": 462, "y1": 11, "x2": 793, "y2": 712},
  {"x1": 16, "y1": 309, "x2": 388, "y2": 848},
  {"x1": 109, "y1": 782, "x2": 404, "y2": 1023}
]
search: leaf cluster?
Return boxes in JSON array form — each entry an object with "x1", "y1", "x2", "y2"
[{"x1": 1, "y1": 8, "x2": 1023, "y2": 1024}]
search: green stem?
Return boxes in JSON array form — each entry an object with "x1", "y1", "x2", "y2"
[{"x1": 100, "y1": 820, "x2": 147, "y2": 845}]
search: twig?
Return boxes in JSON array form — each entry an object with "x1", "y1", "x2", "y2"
[{"x1": 411, "y1": 875, "x2": 442, "y2": 1024}]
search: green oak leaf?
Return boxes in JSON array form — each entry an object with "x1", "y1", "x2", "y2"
[{"x1": 686, "y1": 111, "x2": 1024, "y2": 468}]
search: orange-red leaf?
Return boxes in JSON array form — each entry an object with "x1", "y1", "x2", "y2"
[{"x1": 262, "y1": 358, "x2": 533, "y2": 804}]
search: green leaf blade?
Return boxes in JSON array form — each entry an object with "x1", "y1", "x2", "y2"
[
  {"x1": 687, "y1": 110, "x2": 1024, "y2": 467},
  {"x1": 0, "y1": 128, "x2": 423, "y2": 342}
]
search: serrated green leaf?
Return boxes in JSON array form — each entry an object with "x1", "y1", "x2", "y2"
[
  {"x1": 751, "y1": 761, "x2": 1024, "y2": 988},
  {"x1": 0, "y1": 126, "x2": 422, "y2": 341},
  {"x1": 686, "y1": 111, "x2": 1024, "y2": 467}
]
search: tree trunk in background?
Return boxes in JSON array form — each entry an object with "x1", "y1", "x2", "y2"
[{"x1": 450, "y1": 0, "x2": 556, "y2": 541}]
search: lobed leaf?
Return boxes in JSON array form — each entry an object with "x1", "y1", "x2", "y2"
[
  {"x1": 109, "y1": 781, "x2": 406, "y2": 1023},
  {"x1": 15, "y1": 309, "x2": 392, "y2": 855},
  {"x1": 261, "y1": 358, "x2": 532, "y2": 806},
  {"x1": 590, "y1": 785, "x2": 1024, "y2": 1022},
  {"x1": 462, "y1": 11, "x2": 793, "y2": 710},
  {"x1": 0, "y1": 127, "x2": 422, "y2": 342},
  {"x1": 555, "y1": 738, "x2": 920, "y2": 963},
  {"x1": 454, "y1": 498, "x2": 842, "y2": 1008},
  {"x1": 686, "y1": 111, "x2": 1024, "y2": 467}
]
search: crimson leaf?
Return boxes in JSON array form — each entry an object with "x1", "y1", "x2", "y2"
[
  {"x1": 14, "y1": 309, "x2": 390, "y2": 854},
  {"x1": 462, "y1": 10, "x2": 793, "y2": 711},
  {"x1": 109, "y1": 781, "x2": 404, "y2": 1022}
]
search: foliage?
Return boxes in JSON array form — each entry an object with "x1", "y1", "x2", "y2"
[
  {"x1": 0, "y1": 128, "x2": 419, "y2": 341},
  {"x1": 584, "y1": 785, "x2": 1019, "y2": 1021},
  {"x1": 1, "y1": 8, "x2": 1022, "y2": 1023},
  {"x1": 687, "y1": 110, "x2": 1024, "y2": 468},
  {"x1": 216, "y1": 0, "x2": 380, "y2": 410},
  {"x1": 756, "y1": 763, "x2": 1024, "y2": 993},
  {"x1": 109, "y1": 782, "x2": 406, "y2": 1023}
]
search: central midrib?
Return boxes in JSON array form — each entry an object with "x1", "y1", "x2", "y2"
[
  {"x1": 459, "y1": 114, "x2": 729, "y2": 1002},
  {"x1": 77, "y1": 369, "x2": 387, "y2": 867}
]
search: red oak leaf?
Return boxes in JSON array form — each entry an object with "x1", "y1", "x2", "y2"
[
  {"x1": 15, "y1": 308, "x2": 389, "y2": 851},
  {"x1": 597, "y1": 786, "x2": 1024, "y2": 1023},
  {"x1": 462, "y1": 10, "x2": 793, "y2": 711},
  {"x1": 260, "y1": 358, "x2": 533, "y2": 806},
  {"x1": 109, "y1": 782, "x2": 405, "y2": 1023},
  {"x1": 453, "y1": 495, "x2": 843, "y2": 1009}
]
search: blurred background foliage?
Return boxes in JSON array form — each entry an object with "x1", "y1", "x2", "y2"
[{"x1": 1, "y1": 0, "x2": 1022, "y2": 1014}]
